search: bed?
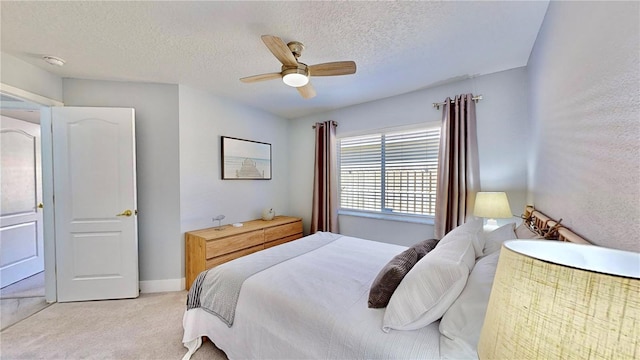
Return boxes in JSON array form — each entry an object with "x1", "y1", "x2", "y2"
[{"x1": 182, "y1": 206, "x2": 591, "y2": 360}]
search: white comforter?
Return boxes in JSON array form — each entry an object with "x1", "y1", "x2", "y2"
[{"x1": 182, "y1": 233, "x2": 442, "y2": 359}]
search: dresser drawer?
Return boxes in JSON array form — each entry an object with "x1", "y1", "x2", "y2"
[
  {"x1": 265, "y1": 221, "x2": 303, "y2": 242},
  {"x1": 265, "y1": 233, "x2": 302, "y2": 249},
  {"x1": 206, "y1": 244, "x2": 264, "y2": 268},
  {"x1": 206, "y1": 230, "x2": 264, "y2": 258}
]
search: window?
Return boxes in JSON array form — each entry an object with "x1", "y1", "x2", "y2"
[{"x1": 338, "y1": 126, "x2": 440, "y2": 221}]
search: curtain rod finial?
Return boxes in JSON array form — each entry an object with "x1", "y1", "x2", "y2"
[
  {"x1": 312, "y1": 120, "x2": 338, "y2": 129},
  {"x1": 433, "y1": 94, "x2": 483, "y2": 110}
]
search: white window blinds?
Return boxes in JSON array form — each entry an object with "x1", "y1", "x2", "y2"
[{"x1": 338, "y1": 127, "x2": 440, "y2": 217}]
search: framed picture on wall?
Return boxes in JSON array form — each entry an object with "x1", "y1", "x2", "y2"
[{"x1": 221, "y1": 136, "x2": 272, "y2": 180}]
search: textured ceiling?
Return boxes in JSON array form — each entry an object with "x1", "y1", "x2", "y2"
[{"x1": 1, "y1": 1, "x2": 549, "y2": 119}]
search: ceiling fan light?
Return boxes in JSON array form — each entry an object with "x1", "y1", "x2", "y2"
[{"x1": 282, "y1": 69, "x2": 309, "y2": 87}]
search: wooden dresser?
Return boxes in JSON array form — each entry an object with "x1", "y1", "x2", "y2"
[{"x1": 185, "y1": 216, "x2": 303, "y2": 289}]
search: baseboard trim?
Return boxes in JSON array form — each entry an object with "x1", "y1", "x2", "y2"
[{"x1": 139, "y1": 278, "x2": 185, "y2": 293}]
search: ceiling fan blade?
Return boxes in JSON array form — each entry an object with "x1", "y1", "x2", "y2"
[
  {"x1": 297, "y1": 83, "x2": 316, "y2": 99},
  {"x1": 308, "y1": 61, "x2": 356, "y2": 76},
  {"x1": 261, "y1": 35, "x2": 298, "y2": 67},
  {"x1": 240, "y1": 72, "x2": 282, "y2": 83}
]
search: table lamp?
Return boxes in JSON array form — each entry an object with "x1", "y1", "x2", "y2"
[
  {"x1": 478, "y1": 240, "x2": 640, "y2": 359},
  {"x1": 473, "y1": 192, "x2": 513, "y2": 230}
]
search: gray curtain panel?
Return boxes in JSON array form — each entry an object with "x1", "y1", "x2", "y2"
[
  {"x1": 434, "y1": 94, "x2": 480, "y2": 239},
  {"x1": 311, "y1": 120, "x2": 339, "y2": 233}
]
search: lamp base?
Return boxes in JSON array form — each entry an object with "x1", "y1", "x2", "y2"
[{"x1": 483, "y1": 218, "x2": 499, "y2": 232}]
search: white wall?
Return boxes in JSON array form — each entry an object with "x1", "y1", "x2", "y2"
[
  {"x1": 178, "y1": 85, "x2": 291, "y2": 232},
  {"x1": 527, "y1": 2, "x2": 639, "y2": 251},
  {"x1": 62, "y1": 79, "x2": 183, "y2": 289},
  {"x1": 289, "y1": 68, "x2": 530, "y2": 245},
  {"x1": 1, "y1": 52, "x2": 63, "y2": 102}
]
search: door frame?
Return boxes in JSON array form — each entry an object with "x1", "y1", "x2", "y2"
[{"x1": 1, "y1": 83, "x2": 64, "y2": 303}]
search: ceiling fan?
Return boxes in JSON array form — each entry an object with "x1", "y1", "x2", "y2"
[{"x1": 240, "y1": 35, "x2": 357, "y2": 99}]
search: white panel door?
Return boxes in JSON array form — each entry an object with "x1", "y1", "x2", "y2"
[
  {"x1": 52, "y1": 107, "x2": 138, "y2": 302},
  {"x1": 0, "y1": 119, "x2": 44, "y2": 287}
]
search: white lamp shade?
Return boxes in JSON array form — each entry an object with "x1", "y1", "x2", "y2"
[
  {"x1": 473, "y1": 192, "x2": 512, "y2": 219},
  {"x1": 478, "y1": 240, "x2": 640, "y2": 359}
]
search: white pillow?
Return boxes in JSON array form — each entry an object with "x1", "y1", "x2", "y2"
[
  {"x1": 481, "y1": 222, "x2": 516, "y2": 256},
  {"x1": 437, "y1": 218, "x2": 484, "y2": 258},
  {"x1": 439, "y1": 251, "x2": 500, "y2": 359},
  {"x1": 382, "y1": 232, "x2": 476, "y2": 332}
]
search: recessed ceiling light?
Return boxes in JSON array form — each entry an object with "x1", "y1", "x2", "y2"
[{"x1": 42, "y1": 55, "x2": 65, "y2": 66}]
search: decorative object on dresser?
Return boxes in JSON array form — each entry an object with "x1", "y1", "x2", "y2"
[
  {"x1": 473, "y1": 192, "x2": 513, "y2": 231},
  {"x1": 261, "y1": 208, "x2": 275, "y2": 221},
  {"x1": 478, "y1": 239, "x2": 640, "y2": 359},
  {"x1": 212, "y1": 214, "x2": 225, "y2": 230},
  {"x1": 185, "y1": 216, "x2": 302, "y2": 289}
]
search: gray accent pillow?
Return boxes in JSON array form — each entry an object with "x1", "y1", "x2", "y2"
[
  {"x1": 412, "y1": 238, "x2": 439, "y2": 259},
  {"x1": 368, "y1": 239, "x2": 439, "y2": 308}
]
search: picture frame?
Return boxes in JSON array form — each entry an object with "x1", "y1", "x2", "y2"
[{"x1": 221, "y1": 136, "x2": 272, "y2": 180}]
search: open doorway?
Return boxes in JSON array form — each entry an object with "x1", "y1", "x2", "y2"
[
  {"x1": 2, "y1": 84, "x2": 140, "y2": 309},
  {"x1": 0, "y1": 92, "x2": 48, "y2": 329}
]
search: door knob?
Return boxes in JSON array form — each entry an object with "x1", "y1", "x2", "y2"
[
  {"x1": 38, "y1": 203, "x2": 44, "y2": 209},
  {"x1": 116, "y1": 209, "x2": 133, "y2": 217}
]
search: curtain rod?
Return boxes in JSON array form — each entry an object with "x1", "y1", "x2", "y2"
[
  {"x1": 312, "y1": 121, "x2": 338, "y2": 129},
  {"x1": 432, "y1": 95, "x2": 483, "y2": 110}
]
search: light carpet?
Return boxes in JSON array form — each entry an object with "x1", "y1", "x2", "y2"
[
  {"x1": 1, "y1": 272, "x2": 49, "y2": 331},
  {"x1": 0, "y1": 272, "x2": 45, "y2": 299},
  {"x1": 0, "y1": 291, "x2": 227, "y2": 360}
]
